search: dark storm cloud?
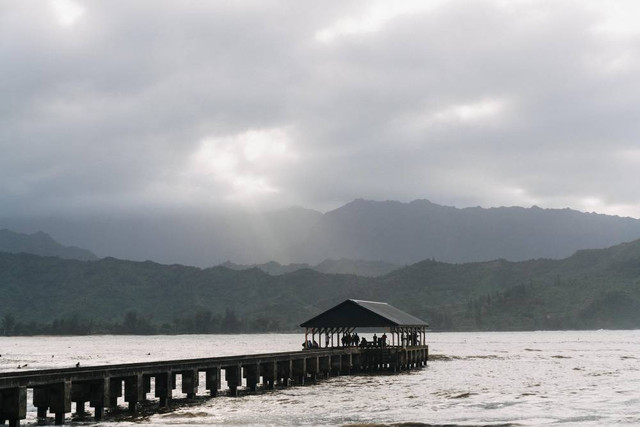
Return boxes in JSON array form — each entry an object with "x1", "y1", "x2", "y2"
[{"x1": 2, "y1": 0, "x2": 640, "y2": 217}]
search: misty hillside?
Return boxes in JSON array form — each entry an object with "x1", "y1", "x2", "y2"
[
  {"x1": 0, "y1": 207, "x2": 323, "y2": 267},
  {"x1": 0, "y1": 229, "x2": 97, "y2": 261},
  {"x1": 220, "y1": 258, "x2": 399, "y2": 277},
  {"x1": 293, "y1": 199, "x2": 640, "y2": 264},
  {"x1": 2, "y1": 200, "x2": 640, "y2": 267},
  {"x1": 2, "y1": 238, "x2": 640, "y2": 333}
]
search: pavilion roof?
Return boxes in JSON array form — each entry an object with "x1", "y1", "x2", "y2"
[{"x1": 300, "y1": 299, "x2": 428, "y2": 328}]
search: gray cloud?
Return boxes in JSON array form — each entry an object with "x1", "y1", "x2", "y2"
[{"x1": 2, "y1": 0, "x2": 640, "y2": 218}]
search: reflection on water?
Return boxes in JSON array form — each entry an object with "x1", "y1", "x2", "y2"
[{"x1": 1, "y1": 330, "x2": 640, "y2": 426}]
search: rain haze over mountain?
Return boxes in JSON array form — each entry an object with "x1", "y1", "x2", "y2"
[{"x1": 3, "y1": 1, "x2": 640, "y2": 265}]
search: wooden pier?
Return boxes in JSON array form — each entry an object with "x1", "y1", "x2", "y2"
[{"x1": 0, "y1": 345, "x2": 428, "y2": 426}]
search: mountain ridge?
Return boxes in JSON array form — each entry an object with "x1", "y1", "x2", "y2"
[
  {"x1": 2, "y1": 199, "x2": 640, "y2": 267},
  {"x1": 0, "y1": 228, "x2": 98, "y2": 261}
]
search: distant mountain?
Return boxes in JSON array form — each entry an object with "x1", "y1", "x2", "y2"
[
  {"x1": 2, "y1": 199, "x2": 640, "y2": 267},
  {"x1": 291, "y1": 199, "x2": 640, "y2": 264},
  {"x1": 220, "y1": 258, "x2": 399, "y2": 277},
  {"x1": 0, "y1": 229, "x2": 97, "y2": 261},
  {"x1": 0, "y1": 207, "x2": 323, "y2": 267},
  {"x1": 2, "y1": 238, "x2": 640, "y2": 332}
]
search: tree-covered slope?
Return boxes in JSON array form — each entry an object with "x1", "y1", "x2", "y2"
[{"x1": 1, "y1": 238, "x2": 640, "y2": 333}]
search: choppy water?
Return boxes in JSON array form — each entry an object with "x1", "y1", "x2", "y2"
[{"x1": 1, "y1": 330, "x2": 639, "y2": 426}]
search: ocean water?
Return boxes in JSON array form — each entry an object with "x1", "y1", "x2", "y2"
[{"x1": 1, "y1": 330, "x2": 639, "y2": 426}]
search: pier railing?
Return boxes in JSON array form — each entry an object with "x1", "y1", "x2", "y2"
[{"x1": 0, "y1": 345, "x2": 427, "y2": 426}]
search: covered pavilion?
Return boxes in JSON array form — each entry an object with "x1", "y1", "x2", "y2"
[{"x1": 300, "y1": 299, "x2": 428, "y2": 348}]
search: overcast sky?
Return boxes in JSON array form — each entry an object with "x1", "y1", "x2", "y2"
[{"x1": 3, "y1": 0, "x2": 640, "y2": 218}]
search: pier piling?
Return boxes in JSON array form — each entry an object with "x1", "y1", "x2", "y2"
[
  {"x1": 209, "y1": 367, "x2": 222, "y2": 396},
  {"x1": 244, "y1": 364, "x2": 260, "y2": 392},
  {"x1": 225, "y1": 365, "x2": 242, "y2": 396},
  {"x1": 154, "y1": 372, "x2": 173, "y2": 407}
]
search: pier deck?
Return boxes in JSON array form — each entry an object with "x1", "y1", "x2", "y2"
[{"x1": 0, "y1": 345, "x2": 428, "y2": 426}]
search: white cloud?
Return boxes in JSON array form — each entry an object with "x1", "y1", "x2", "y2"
[
  {"x1": 432, "y1": 99, "x2": 508, "y2": 123},
  {"x1": 50, "y1": 0, "x2": 84, "y2": 26},
  {"x1": 187, "y1": 128, "x2": 297, "y2": 204},
  {"x1": 589, "y1": 0, "x2": 640, "y2": 37},
  {"x1": 315, "y1": 0, "x2": 445, "y2": 43}
]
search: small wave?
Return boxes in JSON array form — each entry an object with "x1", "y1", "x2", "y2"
[
  {"x1": 160, "y1": 411, "x2": 209, "y2": 419},
  {"x1": 588, "y1": 371, "x2": 618, "y2": 377},
  {"x1": 519, "y1": 392, "x2": 536, "y2": 397},
  {"x1": 345, "y1": 424, "x2": 521, "y2": 427},
  {"x1": 555, "y1": 415, "x2": 603, "y2": 423},
  {"x1": 428, "y1": 354, "x2": 460, "y2": 361},
  {"x1": 450, "y1": 392, "x2": 476, "y2": 399}
]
